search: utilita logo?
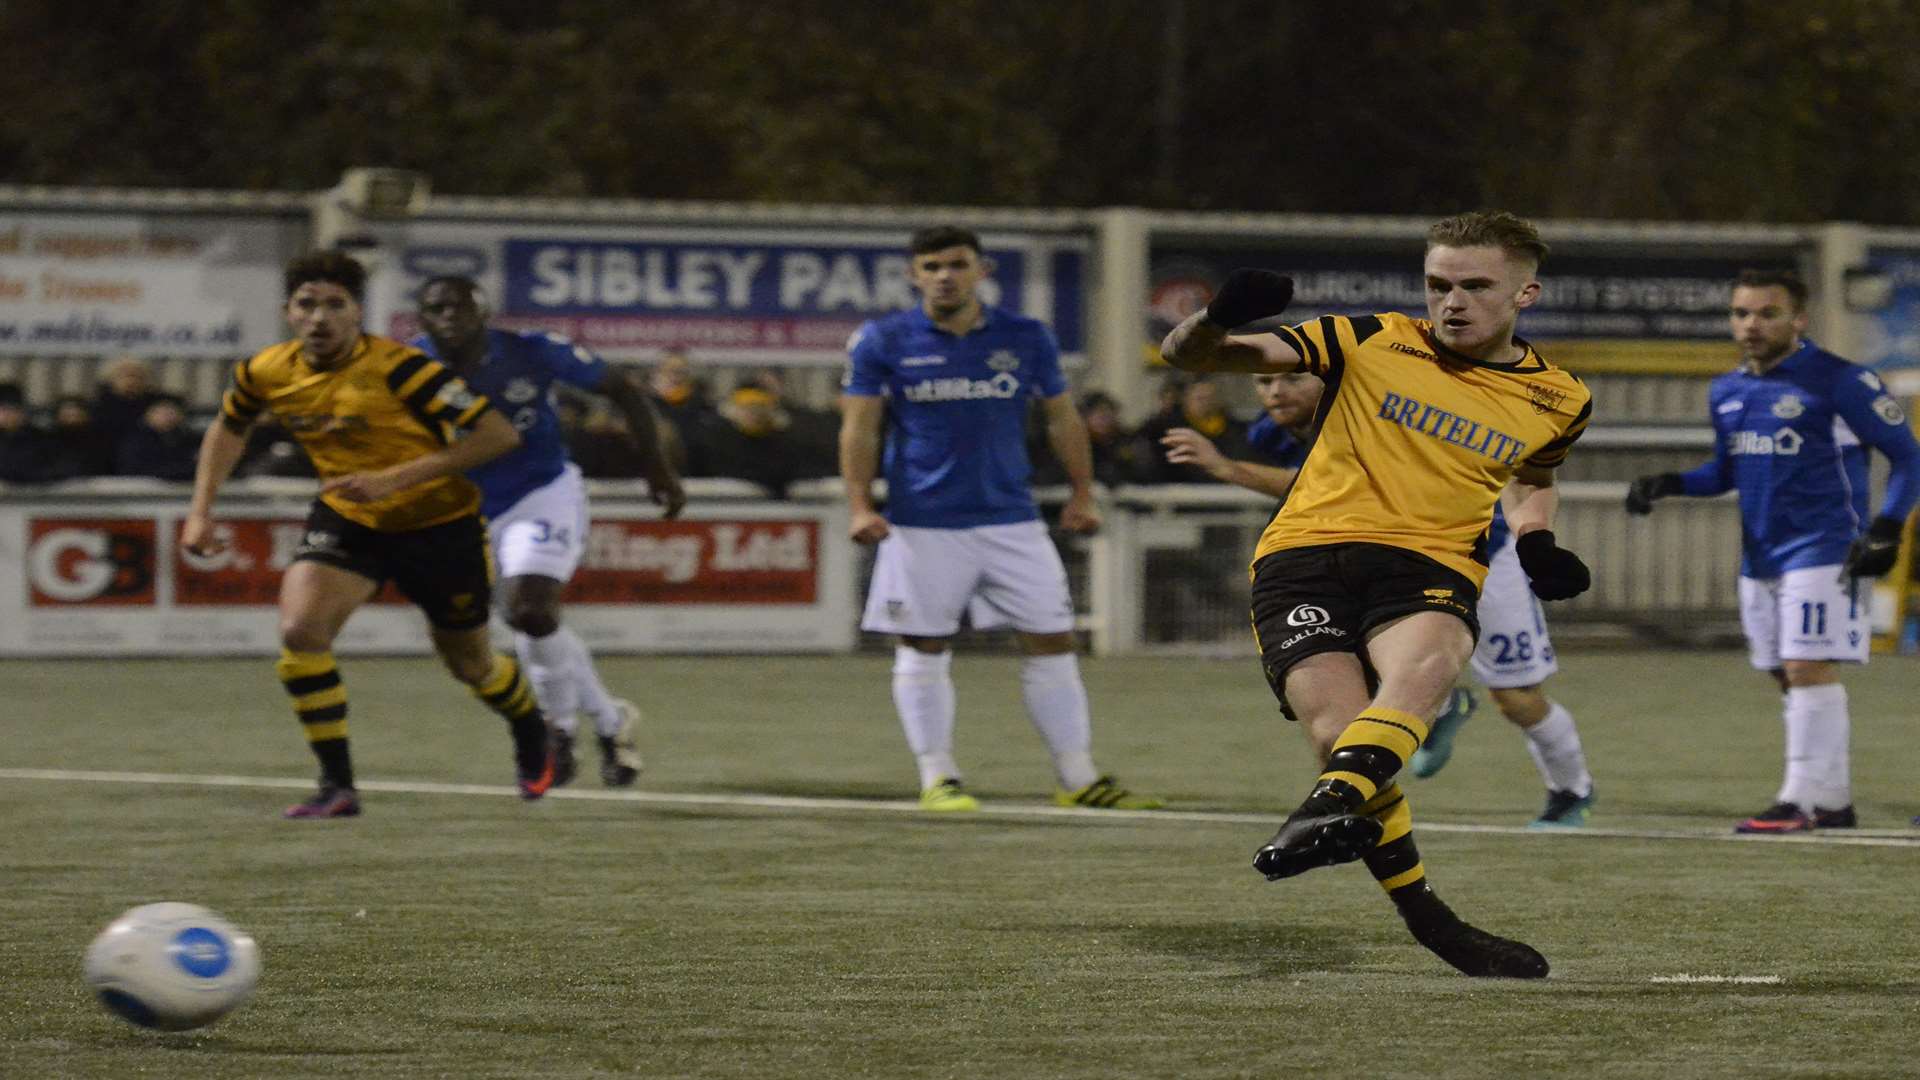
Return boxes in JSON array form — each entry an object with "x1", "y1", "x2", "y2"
[{"x1": 27, "y1": 519, "x2": 157, "y2": 605}]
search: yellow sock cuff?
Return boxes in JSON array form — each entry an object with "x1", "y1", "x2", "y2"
[
  {"x1": 275, "y1": 649, "x2": 336, "y2": 681},
  {"x1": 1332, "y1": 707, "x2": 1429, "y2": 761}
]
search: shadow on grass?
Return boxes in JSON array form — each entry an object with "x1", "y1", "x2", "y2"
[{"x1": 1117, "y1": 920, "x2": 1364, "y2": 978}]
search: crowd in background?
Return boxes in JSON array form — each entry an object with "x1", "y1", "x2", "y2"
[{"x1": 0, "y1": 350, "x2": 1261, "y2": 495}]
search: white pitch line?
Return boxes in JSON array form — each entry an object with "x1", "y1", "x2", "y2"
[
  {"x1": 1648, "y1": 974, "x2": 1784, "y2": 985},
  {"x1": 3, "y1": 767, "x2": 1920, "y2": 849}
]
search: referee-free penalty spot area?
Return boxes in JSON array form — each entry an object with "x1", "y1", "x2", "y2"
[{"x1": 4, "y1": 767, "x2": 1919, "y2": 849}]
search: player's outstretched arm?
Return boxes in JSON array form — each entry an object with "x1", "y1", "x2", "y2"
[
  {"x1": 600, "y1": 369, "x2": 686, "y2": 518},
  {"x1": 838, "y1": 394, "x2": 889, "y2": 543},
  {"x1": 1160, "y1": 427, "x2": 1298, "y2": 498},
  {"x1": 182, "y1": 418, "x2": 252, "y2": 556},
  {"x1": 1161, "y1": 269, "x2": 1303, "y2": 375},
  {"x1": 1504, "y1": 465, "x2": 1591, "y2": 601}
]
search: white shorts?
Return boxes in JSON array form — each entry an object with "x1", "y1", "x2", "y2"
[
  {"x1": 487, "y1": 463, "x2": 591, "y2": 583},
  {"x1": 861, "y1": 520, "x2": 1075, "y2": 637},
  {"x1": 1739, "y1": 565, "x2": 1870, "y2": 670},
  {"x1": 1468, "y1": 537, "x2": 1559, "y2": 689}
]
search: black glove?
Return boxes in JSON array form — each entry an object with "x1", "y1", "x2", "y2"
[
  {"x1": 1844, "y1": 515, "x2": 1906, "y2": 579},
  {"x1": 1624, "y1": 472, "x2": 1684, "y2": 515},
  {"x1": 1204, "y1": 269, "x2": 1295, "y2": 329},
  {"x1": 1515, "y1": 529, "x2": 1591, "y2": 601}
]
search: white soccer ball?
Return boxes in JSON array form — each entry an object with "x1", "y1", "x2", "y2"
[{"x1": 82, "y1": 902, "x2": 260, "y2": 1031}]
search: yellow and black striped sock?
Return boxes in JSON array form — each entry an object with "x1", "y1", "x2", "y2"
[
  {"x1": 1358, "y1": 783, "x2": 1425, "y2": 895},
  {"x1": 1358, "y1": 783, "x2": 1459, "y2": 929},
  {"x1": 473, "y1": 654, "x2": 548, "y2": 772},
  {"x1": 276, "y1": 649, "x2": 353, "y2": 790},
  {"x1": 1313, "y1": 706, "x2": 1430, "y2": 810}
]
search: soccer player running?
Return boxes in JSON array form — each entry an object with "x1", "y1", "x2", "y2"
[
  {"x1": 182, "y1": 252, "x2": 555, "y2": 817},
  {"x1": 1166, "y1": 372, "x2": 1597, "y2": 828},
  {"x1": 1161, "y1": 210, "x2": 1592, "y2": 978},
  {"x1": 841, "y1": 225, "x2": 1162, "y2": 812},
  {"x1": 413, "y1": 276, "x2": 686, "y2": 788},
  {"x1": 1626, "y1": 269, "x2": 1920, "y2": 833}
]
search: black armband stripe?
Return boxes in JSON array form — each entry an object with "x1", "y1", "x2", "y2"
[
  {"x1": 385, "y1": 353, "x2": 433, "y2": 395},
  {"x1": 403, "y1": 370, "x2": 457, "y2": 415}
]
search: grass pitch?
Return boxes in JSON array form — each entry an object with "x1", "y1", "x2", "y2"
[{"x1": 2, "y1": 649, "x2": 1917, "y2": 1079}]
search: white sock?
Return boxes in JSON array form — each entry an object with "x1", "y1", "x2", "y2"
[
  {"x1": 1521, "y1": 701, "x2": 1592, "y2": 798},
  {"x1": 555, "y1": 625, "x2": 623, "y2": 738},
  {"x1": 1020, "y1": 653, "x2": 1099, "y2": 791},
  {"x1": 1780, "y1": 684, "x2": 1849, "y2": 812},
  {"x1": 892, "y1": 646, "x2": 957, "y2": 790},
  {"x1": 516, "y1": 630, "x2": 579, "y2": 735}
]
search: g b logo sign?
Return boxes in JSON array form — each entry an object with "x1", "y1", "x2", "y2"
[{"x1": 27, "y1": 519, "x2": 157, "y2": 606}]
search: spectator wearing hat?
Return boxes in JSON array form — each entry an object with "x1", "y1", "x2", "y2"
[
  {"x1": 47, "y1": 395, "x2": 114, "y2": 477},
  {"x1": 688, "y1": 386, "x2": 806, "y2": 496},
  {"x1": 0, "y1": 382, "x2": 69, "y2": 484},
  {"x1": 114, "y1": 392, "x2": 200, "y2": 481}
]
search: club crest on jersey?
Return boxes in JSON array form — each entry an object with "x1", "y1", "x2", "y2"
[
  {"x1": 1873, "y1": 394, "x2": 1906, "y2": 424},
  {"x1": 502, "y1": 378, "x2": 539, "y2": 404},
  {"x1": 1770, "y1": 394, "x2": 1804, "y2": 419},
  {"x1": 434, "y1": 383, "x2": 478, "y2": 411},
  {"x1": 1527, "y1": 383, "x2": 1568, "y2": 415},
  {"x1": 986, "y1": 350, "x2": 1021, "y2": 373}
]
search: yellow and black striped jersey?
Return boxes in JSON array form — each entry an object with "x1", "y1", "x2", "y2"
[
  {"x1": 1254, "y1": 312, "x2": 1591, "y2": 587},
  {"x1": 220, "y1": 334, "x2": 495, "y2": 531}
]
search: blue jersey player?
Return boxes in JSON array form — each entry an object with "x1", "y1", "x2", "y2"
[
  {"x1": 1628, "y1": 269, "x2": 1920, "y2": 833},
  {"x1": 839, "y1": 225, "x2": 1160, "y2": 812},
  {"x1": 1168, "y1": 371, "x2": 1597, "y2": 828},
  {"x1": 415, "y1": 276, "x2": 685, "y2": 788}
]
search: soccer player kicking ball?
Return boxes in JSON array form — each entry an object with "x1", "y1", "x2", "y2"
[
  {"x1": 1161, "y1": 211, "x2": 1592, "y2": 978},
  {"x1": 1626, "y1": 269, "x2": 1920, "y2": 834},
  {"x1": 183, "y1": 252, "x2": 556, "y2": 816},
  {"x1": 413, "y1": 276, "x2": 686, "y2": 788},
  {"x1": 1166, "y1": 376, "x2": 1598, "y2": 829},
  {"x1": 840, "y1": 225, "x2": 1162, "y2": 813}
]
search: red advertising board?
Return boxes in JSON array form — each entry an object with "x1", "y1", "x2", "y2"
[
  {"x1": 568, "y1": 519, "x2": 817, "y2": 604},
  {"x1": 26, "y1": 518, "x2": 158, "y2": 606}
]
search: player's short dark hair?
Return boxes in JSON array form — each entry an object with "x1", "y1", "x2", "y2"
[
  {"x1": 908, "y1": 225, "x2": 983, "y2": 257},
  {"x1": 1426, "y1": 210, "x2": 1549, "y2": 269},
  {"x1": 1734, "y1": 268, "x2": 1808, "y2": 310},
  {"x1": 284, "y1": 251, "x2": 368, "y2": 302},
  {"x1": 416, "y1": 274, "x2": 483, "y2": 305}
]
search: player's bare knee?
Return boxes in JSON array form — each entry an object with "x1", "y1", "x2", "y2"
[
  {"x1": 1781, "y1": 659, "x2": 1838, "y2": 687},
  {"x1": 1490, "y1": 685, "x2": 1549, "y2": 727},
  {"x1": 1018, "y1": 631, "x2": 1076, "y2": 656},
  {"x1": 899, "y1": 635, "x2": 950, "y2": 655},
  {"x1": 504, "y1": 603, "x2": 560, "y2": 639},
  {"x1": 278, "y1": 621, "x2": 333, "y2": 654}
]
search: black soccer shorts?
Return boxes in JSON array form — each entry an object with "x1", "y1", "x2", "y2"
[
  {"x1": 292, "y1": 501, "x2": 493, "y2": 631},
  {"x1": 1249, "y1": 542, "x2": 1481, "y2": 715}
]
